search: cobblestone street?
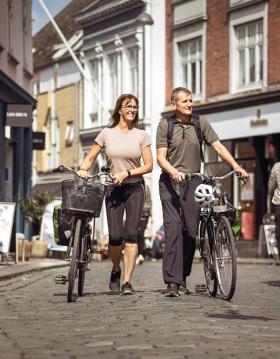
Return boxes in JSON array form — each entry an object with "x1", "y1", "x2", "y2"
[{"x1": 0, "y1": 260, "x2": 280, "y2": 359}]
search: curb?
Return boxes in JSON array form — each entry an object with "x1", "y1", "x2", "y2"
[{"x1": 0, "y1": 262, "x2": 68, "y2": 281}]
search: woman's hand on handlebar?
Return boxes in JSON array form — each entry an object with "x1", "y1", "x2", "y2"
[{"x1": 77, "y1": 169, "x2": 88, "y2": 179}]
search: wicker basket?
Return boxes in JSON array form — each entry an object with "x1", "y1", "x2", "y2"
[{"x1": 61, "y1": 179, "x2": 106, "y2": 217}]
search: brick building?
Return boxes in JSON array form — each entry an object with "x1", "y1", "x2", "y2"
[{"x1": 166, "y1": 0, "x2": 280, "y2": 247}]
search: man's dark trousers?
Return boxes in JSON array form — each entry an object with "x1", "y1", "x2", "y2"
[{"x1": 159, "y1": 173, "x2": 200, "y2": 284}]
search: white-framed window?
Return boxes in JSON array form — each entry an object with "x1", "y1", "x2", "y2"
[
  {"x1": 178, "y1": 37, "x2": 202, "y2": 97},
  {"x1": 129, "y1": 48, "x2": 138, "y2": 97},
  {"x1": 235, "y1": 20, "x2": 263, "y2": 90},
  {"x1": 229, "y1": 1, "x2": 267, "y2": 93},
  {"x1": 108, "y1": 53, "x2": 118, "y2": 109},
  {"x1": 65, "y1": 121, "x2": 74, "y2": 147}
]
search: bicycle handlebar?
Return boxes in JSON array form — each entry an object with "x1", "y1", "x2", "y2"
[
  {"x1": 186, "y1": 170, "x2": 247, "y2": 184},
  {"x1": 55, "y1": 165, "x2": 115, "y2": 183}
]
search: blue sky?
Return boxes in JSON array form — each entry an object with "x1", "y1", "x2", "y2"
[{"x1": 32, "y1": 0, "x2": 71, "y2": 35}]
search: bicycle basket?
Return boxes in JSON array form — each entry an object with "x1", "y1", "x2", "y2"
[{"x1": 61, "y1": 179, "x2": 106, "y2": 217}]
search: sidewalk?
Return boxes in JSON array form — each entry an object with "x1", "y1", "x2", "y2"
[
  {"x1": 0, "y1": 257, "x2": 68, "y2": 281},
  {"x1": 0, "y1": 256, "x2": 278, "y2": 281}
]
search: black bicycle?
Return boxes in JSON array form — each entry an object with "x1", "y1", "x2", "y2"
[
  {"x1": 55, "y1": 165, "x2": 113, "y2": 303},
  {"x1": 187, "y1": 170, "x2": 244, "y2": 301}
]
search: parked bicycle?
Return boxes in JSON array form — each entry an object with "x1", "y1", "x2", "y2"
[
  {"x1": 187, "y1": 170, "x2": 245, "y2": 301},
  {"x1": 55, "y1": 165, "x2": 114, "y2": 303}
]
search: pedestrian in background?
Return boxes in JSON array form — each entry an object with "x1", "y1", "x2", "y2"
[
  {"x1": 136, "y1": 183, "x2": 152, "y2": 265},
  {"x1": 156, "y1": 87, "x2": 248, "y2": 297},
  {"x1": 268, "y1": 161, "x2": 280, "y2": 258},
  {"x1": 78, "y1": 94, "x2": 153, "y2": 295}
]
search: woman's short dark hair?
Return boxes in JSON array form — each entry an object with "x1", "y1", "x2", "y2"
[{"x1": 108, "y1": 94, "x2": 139, "y2": 128}]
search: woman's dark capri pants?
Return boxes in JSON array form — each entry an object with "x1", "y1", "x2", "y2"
[
  {"x1": 159, "y1": 173, "x2": 201, "y2": 284},
  {"x1": 106, "y1": 181, "x2": 145, "y2": 246}
]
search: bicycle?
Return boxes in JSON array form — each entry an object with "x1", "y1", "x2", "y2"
[
  {"x1": 55, "y1": 165, "x2": 113, "y2": 303},
  {"x1": 187, "y1": 170, "x2": 245, "y2": 301}
]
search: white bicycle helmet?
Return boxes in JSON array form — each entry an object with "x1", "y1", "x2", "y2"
[{"x1": 194, "y1": 184, "x2": 216, "y2": 207}]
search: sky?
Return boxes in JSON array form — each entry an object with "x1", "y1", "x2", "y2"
[{"x1": 32, "y1": 0, "x2": 71, "y2": 35}]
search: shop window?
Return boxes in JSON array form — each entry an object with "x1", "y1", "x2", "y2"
[{"x1": 235, "y1": 141, "x2": 255, "y2": 159}]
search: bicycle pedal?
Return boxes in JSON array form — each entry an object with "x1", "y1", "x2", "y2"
[
  {"x1": 195, "y1": 284, "x2": 207, "y2": 292},
  {"x1": 55, "y1": 275, "x2": 67, "y2": 284}
]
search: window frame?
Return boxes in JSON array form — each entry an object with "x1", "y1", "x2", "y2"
[
  {"x1": 229, "y1": 2, "x2": 268, "y2": 94},
  {"x1": 173, "y1": 22, "x2": 206, "y2": 100}
]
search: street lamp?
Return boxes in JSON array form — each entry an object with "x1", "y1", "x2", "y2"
[{"x1": 135, "y1": 11, "x2": 154, "y2": 120}]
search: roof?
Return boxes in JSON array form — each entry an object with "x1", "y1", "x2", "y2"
[
  {"x1": 33, "y1": 0, "x2": 94, "y2": 70},
  {"x1": 76, "y1": 0, "x2": 143, "y2": 26}
]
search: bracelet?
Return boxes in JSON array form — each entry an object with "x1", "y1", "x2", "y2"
[{"x1": 127, "y1": 169, "x2": 131, "y2": 177}]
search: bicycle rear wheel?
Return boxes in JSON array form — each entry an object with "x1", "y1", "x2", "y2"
[
  {"x1": 67, "y1": 219, "x2": 81, "y2": 303},
  {"x1": 214, "y1": 216, "x2": 237, "y2": 301},
  {"x1": 200, "y1": 220, "x2": 218, "y2": 297}
]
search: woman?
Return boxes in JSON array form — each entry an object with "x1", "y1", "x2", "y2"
[{"x1": 77, "y1": 94, "x2": 153, "y2": 294}]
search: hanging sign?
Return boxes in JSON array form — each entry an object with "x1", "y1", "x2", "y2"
[{"x1": 6, "y1": 104, "x2": 32, "y2": 127}]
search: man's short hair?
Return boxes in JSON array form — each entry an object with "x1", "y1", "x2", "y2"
[{"x1": 171, "y1": 87, "x2": 192, "y2": 102}]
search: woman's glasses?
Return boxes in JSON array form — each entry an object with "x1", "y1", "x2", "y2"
[{"x1": 121, "y1": 105, "x2": 138, "y2": 111}]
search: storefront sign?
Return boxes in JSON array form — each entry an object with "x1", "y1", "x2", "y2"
[
  {"x1": 0, "y1": 202, "x2": 16, "y2": 253},
  {"x1": 250, "y1": 109, "x2": 268, "y2": 127},
  {"x1": 6, "y1": 104, "x2": 32, "y2": 127},
  {"x1": 32, "y1": 132, "x2": 45, "y2": 150}
]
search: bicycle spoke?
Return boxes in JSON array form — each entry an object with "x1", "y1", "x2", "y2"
[{"x1": 214, "y1": 216, "x2": 237, "y2": 301}]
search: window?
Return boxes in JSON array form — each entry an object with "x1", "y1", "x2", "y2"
[
  {"x1": 109, "y1": 54, "x2": 118, "y2": 109},
  {"x1": 65, "y1": 122, "x2": 74, "y2": 147},
  {"x1": 90, "y1": 59, "x2": 99, "y2": 120},
  {"x1": 129, "y1": 48, "x2": 138, "y2": 97},
  {"x1": 178, "y1": 37, "x2": 202, "y2": 96},
  {"x1": 235, "y1": 20, "x2": 263, "y2": 90}
]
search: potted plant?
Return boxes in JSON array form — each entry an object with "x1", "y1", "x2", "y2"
[{"x1": 19, "y1": 192, "x2": 51, "y2": 258}]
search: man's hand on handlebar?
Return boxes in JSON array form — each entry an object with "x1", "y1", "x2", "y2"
[
  {"x1": 170, "y1": 170, "x2": 185, "y2": 183},
  {"x1": 233, "y1": 165, "x2": 249, "y2": 180}
]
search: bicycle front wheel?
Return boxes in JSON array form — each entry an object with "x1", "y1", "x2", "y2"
[
  {"x1": 214, "y1": 216, "x2": 237, "y2": 301},
  {"x1": 78, "y1": 235, "x2": 88, "y2": 297},
  {"x1": 68, "y1": 219, "x2": 81, "y2": 303},
  {"x1": 201, "y1": 220, "x2": 218, "y2": 297}
]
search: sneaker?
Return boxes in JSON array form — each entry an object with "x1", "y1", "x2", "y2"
[
  {"x1": 109, "y1": 269, "x2": 121, "y2": 294},
  {"x1": 178, "y1": 279, "x2": 192, "y2": 295},
  {"x1": 121, "y1": 282, "x2": 134, "y2": 295},
  {"x1": 136, "y1": 254, "x2": 144, "y2": 265},
  {"x1": 164, "y1": 283, "x2": 179, "y2": 297}
]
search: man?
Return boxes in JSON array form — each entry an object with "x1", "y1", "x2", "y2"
[
  {"x1": 268, "y1": 162, "x2": 280, "y2": 258},
  {"x1": 156, "y1": 87, "x2": 248, "y2": 297}
]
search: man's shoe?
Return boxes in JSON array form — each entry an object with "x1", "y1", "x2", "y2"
[
  {"x1": 164, "y1": 283, "x2": 179, "y2": 297},
  {"x1": 109, "y1": 269, "x2": 121, "y2": 293},
  {"x1": 179, "y1": 279, "x2": 192, "y2": 295},
  {"x1": 121, "y1": 282, "x2": 134, "y2": 295}
]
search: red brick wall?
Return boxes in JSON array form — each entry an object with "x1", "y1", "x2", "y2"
[
  {"x1": 268, "y1": 0, "x2": 280, "y2": 85},
  {"x1": 165, "y1": 0, "x2": 173, "y2": 105},
  {"x1": 206, "y1": 0, "x2": 230, "y2": 97}
]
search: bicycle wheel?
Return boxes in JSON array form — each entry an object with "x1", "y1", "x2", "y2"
[
  {"x1": 67, "y1": 219, "x2": 81, "y2": 303},
  {"x1": 214, "y1": 215, "x2": 237, "y2": 301},
  {"x1": 78, "y1": 235, "x2": 87, "y2": 297},
  {"x1": 200, "y1": 220, "x2": 218, "y2": 297}
]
